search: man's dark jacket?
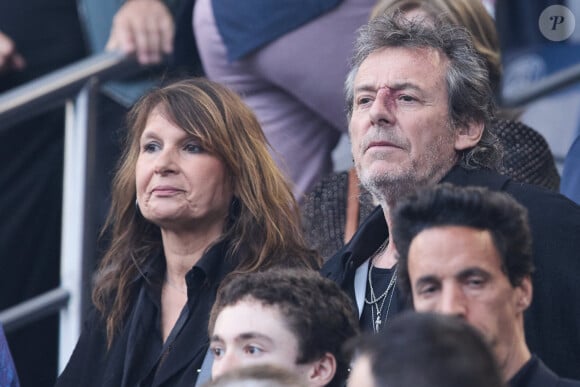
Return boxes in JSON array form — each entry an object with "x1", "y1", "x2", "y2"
[
  {"x1": 510, "y1": 356, "x2": 580, "y2": 387},
  {"x1": 322, "y1": 166, "x2": 580, "y2": 379}
]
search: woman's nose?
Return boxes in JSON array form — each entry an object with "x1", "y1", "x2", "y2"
[{"x1": 154, "y1": 148, "x2": 178, "y2": 175}]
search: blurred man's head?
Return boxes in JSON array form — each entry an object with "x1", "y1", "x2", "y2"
[
  {"x1": 347, "y1": 311, "x2": 505, "y2": 387},
  {"x1": 208, "y1": 269, "x2": 359, "y2": 387},
  {"x1": 202, "y1": 365, "x2": 308, "y2": 387},
  {"x1": 392, "y1": 184, "x2": 534, "y2": 379}
]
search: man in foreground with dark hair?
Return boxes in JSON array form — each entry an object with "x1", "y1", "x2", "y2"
[
  {"x1": 347, "y1": 311, "x2": 505, "y2": 387},
  {"x1": 322, "y1": 13, "x2": 580, "y2": 378},
  {"x1": 207, "y1": 269, "x2": 359, "y2": 387},
  {"x1": 392, "y1": 184, "x2": 580, "y2": 387}
]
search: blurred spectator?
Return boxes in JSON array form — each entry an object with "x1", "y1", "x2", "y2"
[
  {"x1": 0, "y1": 2, "x2": 86, "y2": 385},
  {"x1": 495, "y1": 0, "x2": 567, "y2": 54},
  {"x1": 347, "y1": 312, "x2": 505, "y2": 387},
  {"x1": 496, "y1": 0, "x2": 580, "y2": 169},
  {"x1": 0, "y1": 324, "x2": 20, "y2": 387},
  {"x1": 561, "y1": 135, "x2": 580, "y2": 203},
  {"x1": 80, "y1": 0, "x2": 202, "y2": 107},
  {"x1": 193, "y1": 0, "x2": 376, "y2": 200},
  {"x1": 203, "y1": 365, "x2": 308, "y2": 387},
  {"x1": 0, "y1": 1, "x2": 202, "y2": 385}
]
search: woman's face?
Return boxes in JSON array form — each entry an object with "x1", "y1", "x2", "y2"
[{"x1": 135, "y1": 108, "x2": 234, "y2": 232}]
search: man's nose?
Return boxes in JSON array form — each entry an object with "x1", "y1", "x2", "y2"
[
  {"x1": 369, "y1": 88, "x2": 396, "y2": 126},
  {"x1": 438, "y1": 285, "x2": 468, "y2": 319},
  {"x1": 212, "y1": 351, "x2": 239, "y2": 379}
]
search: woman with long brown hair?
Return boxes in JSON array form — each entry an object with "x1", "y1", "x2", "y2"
[{"x1": 56, "y1": 78, "x2": 320, "y2": 387}]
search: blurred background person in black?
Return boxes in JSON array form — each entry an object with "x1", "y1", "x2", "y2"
[
  {"x1": 0, "y1": 2, "x2": 86, "y2": 385},
  {"x1": 0, "y1": 0, "x2": 201, "y2": 385}
]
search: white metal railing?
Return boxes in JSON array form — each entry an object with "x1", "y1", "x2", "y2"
[
  {"x1": 501, "y1": 60, "x2": 580, "y2": 107},
  {"x1": 0, "y1": 51, "x2": 139, "y2": 371}
]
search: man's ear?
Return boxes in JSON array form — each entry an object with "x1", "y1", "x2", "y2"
[
  {"x1": 306, "y1": 353, "x2": 337, "y2": 387},
  {"x1": 454, "y1": 120, "x2": 484, "y2": 151},
  {"x1": 515, "y1": 276, "x2": 533, "y2": 313}
]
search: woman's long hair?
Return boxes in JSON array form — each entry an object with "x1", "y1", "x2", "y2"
[{"x1": 93, "y1": 78, "x2": 321, "y2": 346}]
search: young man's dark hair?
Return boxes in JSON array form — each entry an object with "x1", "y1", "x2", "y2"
[
  {"x1": 347, "y1": 311, "x2": 505, "y2": 387},
  {"x1": 392, "y1": 183, "x2": 534, "y2": 296},
  {"x1": 208, "y1": 269, "x2": 359, "y2": 387}
]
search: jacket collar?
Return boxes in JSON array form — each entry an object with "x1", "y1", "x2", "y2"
[
  {"x1": 322, "y1": 204, "x2": 387, "y2": 284},
  {"x1": 323, "y1": 165, "x2": 512, "y2": 279},
  {"x1": 185, "y1": 238, "x2": 234, "y2": 295},
  {"x1": 509, "y1": 355, "x2": 563, "y2": 387},
  {"x1": 442, "y1": 165, "x2": 511, "y2": 191}
]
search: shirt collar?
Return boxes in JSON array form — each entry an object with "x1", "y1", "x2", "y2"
[
  {"x1": 509, "y1": 355, "x2": 539, "y2": 387},
  {"x1": 186, "y1": 238, "x2": 236, "y2": 290}
]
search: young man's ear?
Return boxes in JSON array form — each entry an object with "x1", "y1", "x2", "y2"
[
  {"x1": 454, "y1": 120, "x2": 484, "y2": 151},
  {"x1": 306, "y1": 353, "x2": 336, "y2": 387},
  {"x1": 515, "y1": 276, "x2": 533, "y2": 313}
]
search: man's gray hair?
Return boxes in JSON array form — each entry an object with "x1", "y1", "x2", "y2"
[{"x1": 345, "y1": 13, "x2": 501, "y2": 170}]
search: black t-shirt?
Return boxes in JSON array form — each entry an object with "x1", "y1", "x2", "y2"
[{"x1": 360, "y1": 265, "x2": 403, "y2": 333}]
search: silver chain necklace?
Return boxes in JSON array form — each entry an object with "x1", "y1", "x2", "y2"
[{"x1": 364, "y1": 239, "x2": 398, "y2": 333}]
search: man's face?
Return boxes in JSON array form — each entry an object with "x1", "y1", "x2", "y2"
[
  {"x1": 407, "y1": 226, "x2": 531, "y2": 371},
  {"x1": 210, "y1": 299, "x2": 313, "y2": 384},
  {"x1": 349, "y1": 46, "x2": 462, "y2": 200}
]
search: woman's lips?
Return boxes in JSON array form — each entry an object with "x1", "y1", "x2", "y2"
[{"x1": 151, "y1": 186, "x2": 183, "y2": 196}]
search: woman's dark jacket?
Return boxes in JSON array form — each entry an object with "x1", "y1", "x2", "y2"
[{"x1": 56, "y1": 240, "x2": 235, "y2": 387}]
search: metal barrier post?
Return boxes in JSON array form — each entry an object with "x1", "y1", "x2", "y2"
[{"x1": 58, "y1": 79, "x2": 98, "y2": 371}]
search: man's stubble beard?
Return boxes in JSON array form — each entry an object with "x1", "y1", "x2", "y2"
[{"x1": 358, "y1": 133, "x2": 458, "y2": 209}]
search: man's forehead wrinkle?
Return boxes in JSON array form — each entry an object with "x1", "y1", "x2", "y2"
[{"x1": 354, "y1": 82, "x2": 420, "y2": 95}]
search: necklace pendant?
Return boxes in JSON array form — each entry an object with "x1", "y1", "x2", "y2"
[{"x1": 375, "y1": 315, "x2": 382, "y2": 332}]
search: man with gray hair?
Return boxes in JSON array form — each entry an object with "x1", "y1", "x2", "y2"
[{"x1": 322, "y1": 13, "x2": 580, "y2": 379}]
